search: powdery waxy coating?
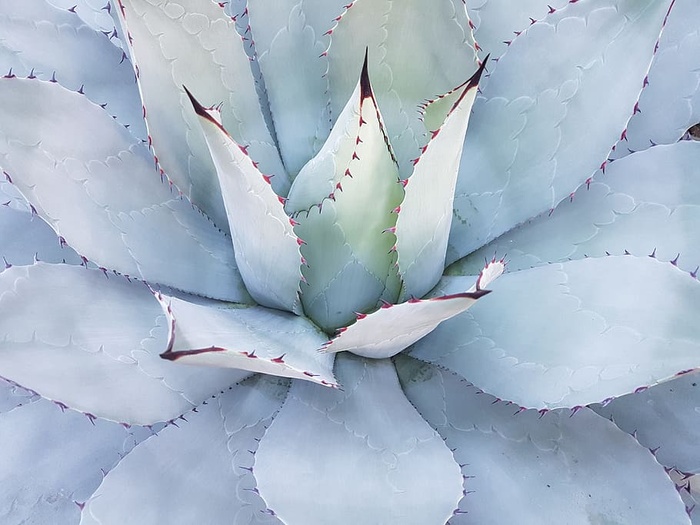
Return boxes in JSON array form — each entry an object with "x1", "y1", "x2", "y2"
[{"x1": 0, "y1": 0, "x2": 699, "y2": 524}]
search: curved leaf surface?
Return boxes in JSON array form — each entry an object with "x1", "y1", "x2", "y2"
[
  {"x1": 81, "y1": 376, "x2": 287, "y2": 525},
  {"x1": 411, "y1": 255, "x2": 700, "y2": 409},
  {"x1": 0, "y1": 78, "x2": 248, "y2": 301},
  {"x1": 254, "y1": 355, "x2": 463, "y2": 525},
  {"x1": 449, "y1": 0, "x2": 672, "y2": 263},
  {"x1": 0, "y1": 263, "x2": 249, "y2": 425},
  {"x1": 397, "y1": 358, "x2": 689, "y2": 524}
]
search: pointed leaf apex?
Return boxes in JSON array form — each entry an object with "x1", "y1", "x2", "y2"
[{"x1": 360, "y1": 47, "x2": 372, "y2": 100}]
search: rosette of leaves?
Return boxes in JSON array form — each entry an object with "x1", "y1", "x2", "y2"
[{"x1": 1, "y1": 0, "x2": 700, "y2": 523}]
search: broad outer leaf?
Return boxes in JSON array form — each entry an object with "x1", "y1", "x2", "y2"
[
  {"x1": 0, "y1": 263, "x2": 250, "y2": 425},
  {"x1": 593, "y1": 372, "x2": 700, "y2": 474},
  {"x1": 0, "y1": 78, "x2": 249, "y2": 302},
  {"x1": 448, "y1": 0, "x2": 673, "y2": 263},
  {"x1": 397, "y1": 358, "x2": 690, "y2": 524},
  {"x1": 158, "y1": 294, "x2": 337, "y2": 387},
  {"x1": 466, "y1": 0, "x2": 569, "y2": 60},
  {"x1": 610, "y1": 0, "x2": 700, "y2": 160},
  {"x1": 254, "y1": 354, "x2": 463, "y2": 525},
  {"x1": 47, "y1": 0, "x2": 128, "y2": 50},
  {"x1": 323, "y1": 259, "x2": 503, "y2": 359},
  {"x1": 450, "y1": 142, "x2": 700, "y2": 277},
  {"x1": 114, "y1": 0, "x2": 288, "y2": 230},
  {"x1": 326, "y1": 0, "x2": 478, "y2": 178},
  {"x1": 411, "y1": 255, "x2": 700, "y2": 409},
  {"x1": 246, "y1": 0, "x2": 347, "y2": 176},
  {"x1": 0, "y1": 0, "x2": 145, "y2": 138},
  {"x1": 395, "y1": 61, "x2": 485, "y2": 299},
  {"x1": 0, "y1": 395, "x2": 153, "y2": 525},
  {"x1": 187, "y1": 91, "x2": 303, "y2": 314},
  {"x1": 81, "y1": 376, "x2": 287, "y2": 525},
  {"x1": 287, "y1": 58, "x2": 403, "y2": 331}
]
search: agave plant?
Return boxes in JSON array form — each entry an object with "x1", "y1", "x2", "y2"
[{"x1": 1, "y1": 0, "x2": 700, "y2": 522}]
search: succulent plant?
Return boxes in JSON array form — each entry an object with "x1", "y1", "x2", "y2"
[{"x1": 1, "y1": 0, "x2": 700, "y2": 523}]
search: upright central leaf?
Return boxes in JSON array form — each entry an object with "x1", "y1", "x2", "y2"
[{"x1": 286, "y1": 55, "x2": 404, "y2": 332}]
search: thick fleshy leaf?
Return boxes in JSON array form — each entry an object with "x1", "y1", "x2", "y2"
[
  {"x1": 397, "y1": 358, "x2": 689, "y2": 524},
  {"x1": 450, "y1": 142, "x2": 700, "y2": 276},
  {"x1": 114, "y1": 0, "x2": 288, "y2": 230},
  {"x1": 47, "y1": 0, "x2": 128, "y2": 49},
  {"x1": 81, "y1": 375, "x2": 287, "y2": 525},
  {"x1": 0, "y1": 394, "x2": 153, "y2": 525},
  {"x1": 448, "y1": 0, "x2": 672, "y2": 263},
  {"x1": 323, "y1": 259, "x2": 503, "y2": 359},
  {"x1": 287, "y1": 59, "x2": 404, "y2": 331},
  {"x1": 326, "y1": 0, "x2": 478, "y2": 177},
  {"x1": 0, "y1": 0, "x2": 144, "y2": 137},
  {"x1": 187, "y1": 91, "x2": 302, "y2": 313},
  {"x1": 610, "y1": 0, "x2": 700, "y2": 160},
  {"x1": 593, "y1": 372, "x2": 700, "y2": 474},
  {"x1": 254, "y1": 355, "x2": 463, "y2": 525},
  {"x1": 394, "y1": 61, "x2": 485, "y2": 299},
  {"x1": 0, "y1": 181, "x2": 80, "y2": 266},
  {"x1": 411, "y1": 255, "x2": 700, "y2": 409},
  {"x1": 0, "y1": 263, "x2": 250, "y2": 425},
  {"x1": 158, "y1": 294, "x2": 337, "y2": 387},
  {"x1": 466, "y1": 0, "x2": 569, "y2": 59},
  {"x1": 0, "y1": 78, "x2": 248, "y2": 301},
  {"x1": 246, "y1": 0, "x2": 347, "y2": 176}
]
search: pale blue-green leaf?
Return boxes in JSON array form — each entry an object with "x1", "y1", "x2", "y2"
[
  {"x1": 114, "y1": 0, "x2": 288, "y2": 231},
  {"x1": 188, "y1": 93, "x2": 302, "y2": 313},
  {"x1": 0, "y1": 263, "x2": 250, "y2": 425},
  {"x1": 254, "y1": 354, "x2": 463, "y2": 525},
  {"x1": 323, "y1": 259, "x2": 504, "y2": 359},
  {"x1": 593, "y1": 372, "x2": 700, "y2": 474},
  {"x1": 448, "y1": 0, "x2": 672, "y2": 264},
  {"x1": 47, "y1": 0, "x2": 128, "y2": 51},
  {"x1": 158, "y1": 294, "x2": 337, "y2": 387},
  {"x1": 0, "y1": 395, "x2": 153, "y2": 525},
  {"x1": 247, "y1": 0, "x2": 347, "y2": 176},
  {"x1": 326, "y1": 0, "x2": 477, "y2": 178},
  {"x1": 0, "y1": 206, "x2": 80, "y2": 266},
  {"x1": 288, "y1": 64, "x2": 403, "y2": 330},
  {"x1": 0, "y1": 78, "x2": 248, "y2": 301},
  {"x1": 395, "y1": 63, "x2": 483, "y2": 299},
  {"x1": 411, "y1": 255, "x2": 700, "y2": 409},
  {"x1": 0, "y1": 0, "x2": 144, "y2": 138},
  {"x1": 675, "y1": 474, "x2": 700, "y2": 522},
  {"x1": 81, "y1": 375, "x2": 287, "y2": 525},
  {"x1": 610, "y1": 0, "x2": 700, "y2": 160},
  {"x1": 450, "y1": 142, "x2": 700, "y2": 276},
  {"x1": 397, "y1": 358, "x2": 690, "y2": 524},
  {"x1": 466, "y1": 0, "x2": 569, "y2": 60}
]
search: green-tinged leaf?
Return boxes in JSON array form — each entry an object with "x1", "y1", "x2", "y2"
[
  {"x1": 246, "y1": 0, "x2": 347, "y2": 176},
  {"x1": 593, "y1": 372, "x2": 700, "y2": 474},
  {"x1": 323, "y1": 259, "x2": 503, "y2": 359},
  {"x1": 449, "y1": 0, "x2": 673, "y2": 263},
  {"x1": 187, "y1": 90, "x2": 303, "y2": 314},
  {"x1": 451, "y1": 142, "x2": 700, "y2": 276},
  {"x1": 0, "y1": 394, "x2": 153, "y2": 525},
  {"x1": 254, "y1": 355, "x2": 463, "y2": 525},
  {"x1": 0, "y1": 263, "x2": 250, "y2": 425},
  {"x1": 81, "y1": 376, "x2": 287, "y2": 525},
  {"x1": 411, "y1": 255, "x2": 700, "y2": 409},
  {"x1": 288, "y1": 57, "x2": 404, "y2": 331},
  {"x1": 0, "y1": 78, "x2": 249, "y2": 302},
  {"x1": 395, "y1": 61, "x2": 485, "y2": 299},
  {"x1": 0, "y1": 0, "x2": 145, "y2": 138},
  {"x1": 397, "y1": 358, "x2": 690, "y2": 524},
  {"x1": 114, "y1": 0, "x2": 288, "y2": 231},
  {"x1": 326, "y1": 0, "x2": 478, "y2": 178},
  {"x1": 158, "y1": 294, "x2": 337, "y2": 387}
]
